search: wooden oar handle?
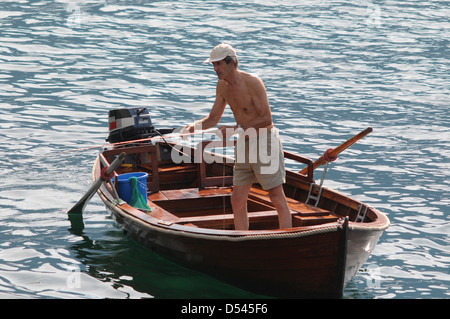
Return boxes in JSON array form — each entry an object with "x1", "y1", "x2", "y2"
[
  {"x1": 67, "y1": 152, "x2": 126, "y2": 215},
  {"x1": 299, "y1": 127, "x2": 373, "y2": 175}
]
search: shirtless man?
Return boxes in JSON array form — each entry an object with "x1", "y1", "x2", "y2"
[{"x1": 182, "y1": 43, "x2": 292, "y2": 230}]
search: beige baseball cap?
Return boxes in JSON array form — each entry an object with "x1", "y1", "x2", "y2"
[{"x1": 203, "y1": 43, "x2": 237, "y2": 63}]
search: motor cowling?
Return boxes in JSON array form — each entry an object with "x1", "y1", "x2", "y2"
[{"x1": 106, "y1": 107, "x2": 156, "y2": 143}]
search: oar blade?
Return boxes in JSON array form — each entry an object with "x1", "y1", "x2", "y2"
[
  {"x1": 68, "y1": 210, "x2": 85, "y2": 234},
  {"x1": 67, "y1": 178, "x2": 103, "y2": 215}
]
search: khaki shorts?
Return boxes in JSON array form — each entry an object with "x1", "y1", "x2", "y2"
[{"x1": 233, "y1": 127, "x2": 286, "y2": 190}]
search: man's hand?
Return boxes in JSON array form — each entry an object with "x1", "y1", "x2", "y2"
[
  {"x1": 180, "y1": 124, "x2": 192, "y2": 134},
  {"x1": 178, "y1": 124, "x2": 194, "y2": 141}
]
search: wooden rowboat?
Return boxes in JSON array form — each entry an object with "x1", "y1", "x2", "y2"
[{"x1": 88, "y1": 128, "x2": 389, "y2": 298}]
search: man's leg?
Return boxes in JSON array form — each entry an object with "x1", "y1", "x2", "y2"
[
  {"x1": 267, "y1": 185, "x2": 292, "y2": 229},
  {"x1": 231, "y1": 183, "x2": 252, "y2": 230}
]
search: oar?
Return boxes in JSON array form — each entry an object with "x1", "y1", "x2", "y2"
[
  {"x1": 299, "y1": 127, "x2": 373, "y2": 175},
  {"x1": 67, "y1": 152, "x2": 126, "y2": 215}
]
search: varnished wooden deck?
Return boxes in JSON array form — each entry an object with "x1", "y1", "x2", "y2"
[{"x1": 146, "y1": 186, "x2": 339, "y2": 230}]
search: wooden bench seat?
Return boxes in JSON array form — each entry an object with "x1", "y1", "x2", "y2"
[
  {"x1": 147, "y1": 187, "x2": 231, "y2": 224},
  {"x1": 178, "y1": 210, "x2": 279, "y2": 228},
  {"x1": 248, "y1": 186, "x2": 333, "y2": 216},
  {"x1": 178, "y1": 210, "x2": 276, "y2": 224},
  {"x1": 177, "y1": 209, "x2": 338, "y2": 228},
  {"x1": 146, "y1": 186, "x2": 339, "y2": 228},
  {"x1": 139, "y1": 163, "x2": 197, "y2": 174},
  {"x1": 150, "y1": 186, "x2": 330, "y2": 216},
  {"x1": 148, "y1": 187, "x2": 231, "y2": 201},
  {"x1": 147, "y1": 202, "x2": 180, "y2": 223}
]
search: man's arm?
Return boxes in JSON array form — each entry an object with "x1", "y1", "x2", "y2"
[{"x1": 183, "y1": 81, "x2": 227, "y2": 133}]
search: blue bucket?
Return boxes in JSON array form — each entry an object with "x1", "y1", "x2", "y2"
[{"x1": 116, "y1": 172, "x2": 148, "y2": 204}]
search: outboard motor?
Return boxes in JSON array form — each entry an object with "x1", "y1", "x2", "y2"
[{"x1": 106, "y1": 107, "x2": 158, "y2": 143}]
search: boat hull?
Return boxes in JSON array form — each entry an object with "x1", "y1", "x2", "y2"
[
  {"x1": 99, "y1": 190, "x2": 382, "y2": 298},
  {"x1": 92, "y1": 145, "x2": 389, "y2": 298}
]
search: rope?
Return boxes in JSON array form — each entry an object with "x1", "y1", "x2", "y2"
[
  {"x1": 222, "y1": 159, "x2": 227, "y2": 230},
  {"x1": 323, "y1": 148, "x2": 338, "y2": 162},
  {"x1": 166, "y1": 220, "x2": 342, "y2": 242},
  {"x1": 100, "y1": 166, "x2": 115, "y2": 181}
]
